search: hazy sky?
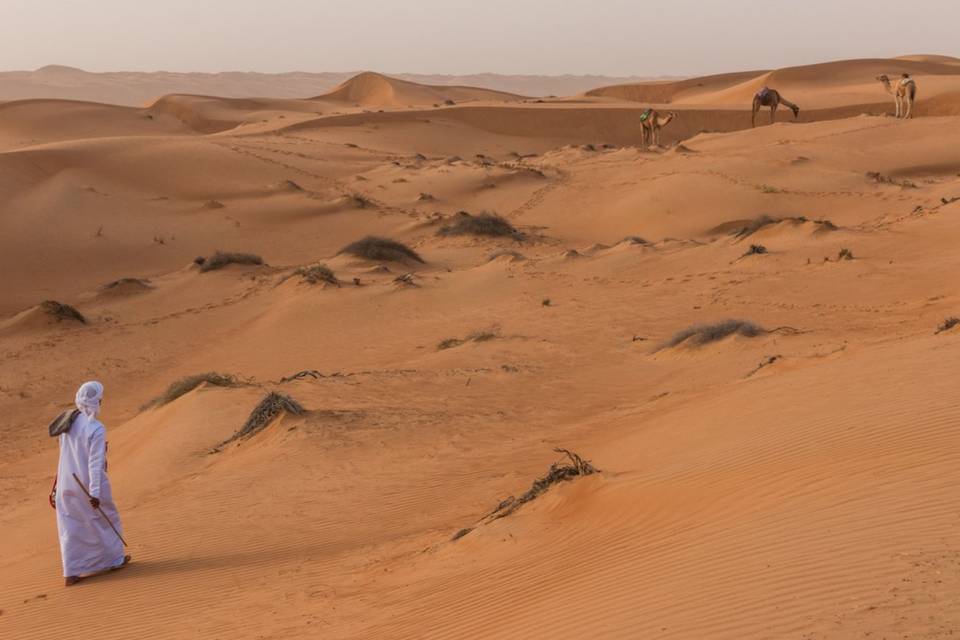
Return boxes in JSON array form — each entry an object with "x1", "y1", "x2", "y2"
[{"x1": 1, "y1": 0, "x2": 957, "y2": 76}]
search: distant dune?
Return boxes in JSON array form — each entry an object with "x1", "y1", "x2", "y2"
[
  {"x1": 315, "y1": 72, "x2": 524, "y2": 107},
  {"x1": 0, "y1": 65, "x2": 668, "y2": 106},
  {"x1": 587, "y1": 55, "x2": 960, "y2": 109}
]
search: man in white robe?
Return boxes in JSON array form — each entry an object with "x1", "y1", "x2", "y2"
[{"x1": 52, "y1": 381, "x2": 130, "y2": 586}]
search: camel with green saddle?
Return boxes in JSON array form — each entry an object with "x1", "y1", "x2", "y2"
[{"x1": 639, "y1": 108, "x2": 677, "y2": 150}]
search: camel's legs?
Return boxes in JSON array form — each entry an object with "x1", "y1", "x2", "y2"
[
  {"x1": 654, "y1": 126, "x2": 660, "y2": 147},
  {"x1": 895, "y1": 95, "x2": 902, "y2": 118},
  {"x1": 770, "y1": 104, "x2": 777, "y2": 125},
  {"x1": 905, "y1": 96, "x2": 913, "y2": 119},
  {"x1": 751, "y1": 99, "x2": 758, "y2": 128}
]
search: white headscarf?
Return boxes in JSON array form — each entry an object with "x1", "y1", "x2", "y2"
[{"x1": 75, "y1": 381, "x2": 104, "y2": 418}]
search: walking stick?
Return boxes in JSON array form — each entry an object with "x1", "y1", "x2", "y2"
[{"x1": 71, "y1": 473, "x2": 128, "y2": 547}]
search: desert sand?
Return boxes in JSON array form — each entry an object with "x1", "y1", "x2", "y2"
[{"x1": 1, "y1": 56, "x2": 959, "y2": 639}]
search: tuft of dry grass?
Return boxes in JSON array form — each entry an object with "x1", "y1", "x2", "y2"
[
  {"x1": 348, "y1": 193, "x2": 373, "y2": 208},
  {"x1": 218, "y1": 392, "x2": 305, "y2": 447},
  {"x1": 438, "y1": 211, "x2": 522, "y2": 239},
  {"x1": 143, "y1": 372, "x2": 237, "y2": 409},
  {"x1": 198, "y1": 251, "x2": 264, "y2": 272},
  {"x1": 935, "y1": 317, "x2": 959, "y2": 334},
  {"x1": 340, "y1": 236, "x2": 424, "y2": 264},
  {"x1": 665, "y1": 319, "x2": 765, "y2": 348},
  {"x1": 866, "y1": 171, "x2": 917, "y2": 189},
  {"x1": 482, "y1": 449, "x2": 598, "y2": 523},
  {"x1": 720, "y1": 215, "x2": 837, "y2": 240},
  {"x1": 743, "y1": 244, "x2": 768, "y2": 256},
  {"x1": 41, "y1": 300, "x2": 86, "y2": 324},
  {"x1": 293, "y1": 264, "x2": 338, "y2": 286},
  {"x1": 437, "y1": 329, "x2": 499, "y2": 350},
  {"x1": 837, "y1": 248, "x2": 854, "y2": 261}
]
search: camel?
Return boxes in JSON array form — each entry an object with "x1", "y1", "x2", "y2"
[
  {"x1": 876, "y1": 73, "x2": 917, "y2": 119},
  {"x1": 639, "y1": 108, "x2": 677, "y2": 150},
  {"x1": 751, "y1": 86, "x2": 800, "y2": 127}
]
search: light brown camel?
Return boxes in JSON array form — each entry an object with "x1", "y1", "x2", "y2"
[
  {"x1": 639, "y1": 108, "x2": 677, "y2": 150},
  {"x1": 876, "y1": 73, "x2": 917, "y2": 119},
  {"x1": 751, "y1": 86, "x2": 800, "y2": 127}
]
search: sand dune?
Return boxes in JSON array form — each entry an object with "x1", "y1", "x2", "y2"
[
  {"x1": 588, "y1": 56, "x2": 960, "y2": 109},
  {"x1": 2, "y1": 55, "x2": 960, "y2": 640},
  {"x1": 315, "y1": 71, "x2": 525, "y2": 107}
]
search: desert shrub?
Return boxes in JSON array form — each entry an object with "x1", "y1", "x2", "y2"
[
  {"x1": 41, "y1": 300, "x2": 86, "y2": 324},
  {"x1": 724, "y1": 215, "x2": 836, "y2": 239},
  {"x1": 294, "y1": 264, "x2": 338, "y2": 286},
  {"x1": 199, "y1": 251, "x2": 264, "y2": 272},
  {"x1": 838, "y1": 248, "x2": 854, "y2": 260},
  {"x1": 437, "y1": 338, "x2": 464, "y2": 350},
  {"x1": 744, "y1": 244, "x2": 768, "y2": 256},
  {"x1": 866, "y1": 172, "x2": 916, "y2": 188},
  {"x1": 665, "y1": 319, "x2": 764, "y2": 348},
  {"x1": 340, "y1": 236, "x2": 424, "y2": 263},
  {"x1": 437, "y1": 329, "x2": 498, "y2": 351},
  {"x1": 935, "y1": 317, "x2": 959, "y2": 334},
  {"x1": 348, "y1": 193, "x2": 373, "y2": 208},
  {"x1": 759, "y1": 184, "x2": 780, "y2": 194},
  {"x1": 622, "y1": 236, "x2": 649, "y2": 245},
  {"x1": 483, "y1": 449, "x2": 597, "y2": 523},
  {"x1": 145, "y1": 372, "x2": 237, "y2": 409},
  {"x1": 219, "y1": 392, "x2": 305, "y2": 447},
  {"x1": 438, "y1": 212, "x2": 522, "y2": 239}
]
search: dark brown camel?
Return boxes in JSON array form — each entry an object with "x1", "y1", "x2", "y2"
[{"x1": 751, "y1": 86, "x2": 800, "y2": 127}]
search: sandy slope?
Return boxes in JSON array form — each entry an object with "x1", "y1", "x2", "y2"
[
  {"x1": 588, "y1": 55, "x2": 960, "y2": 109},
  {"x1": 1, "y1": 60, "x2": 960, "y2": 639}
]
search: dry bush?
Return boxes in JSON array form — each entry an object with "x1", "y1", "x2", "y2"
[
  {"x1": 144, "y1": 372, "x2": 237, "y2": 409},
  {"x1": 294, "y1": 264, "x2": 338, "y2": 286},
  {"x1": 218, "y1": 392, "x2": 305, "y2": 447},
  {"x1": 665, "y1": 319, "x2": 765, "y2": 348},
  {"x1": 482, "y1": 449, "x2": 598, "y2": 523},
  {"x1": 723, "y1": 215, "x2": 836, "y2": 239},
  {"x1": 340, "y1": 236, "x2": 424, "y2": 263},
  {"x1": 622, "y1": 236, "x2": 649, "y2": 245},
  {"x1": 866, "y1": 171, "x2": 917, "y2": 189},
  {"x1": 935, "y1": 317, "x2": 959, "y2": 334},
  {"x1": 198, "y1": 251, "x2": 264, "y2": 272},
  {"x1": 437, "y1": 329, "x2": 498, "y2": 351},
  {"x1": 837, "y1": 248, "x2": 854, "y2": 260},
  {"x1": 41, "y1": 300, "x2": 86, "y2": 324},
  {"x1": 351, "y1": 193, "x2": 374, "y2": 208},
  {"x1": 743, "y1": 244, "x2": 768, "y2": 256},
  {"x1": 438, "y1": 211, "x2": 522, "y2": 239}
]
